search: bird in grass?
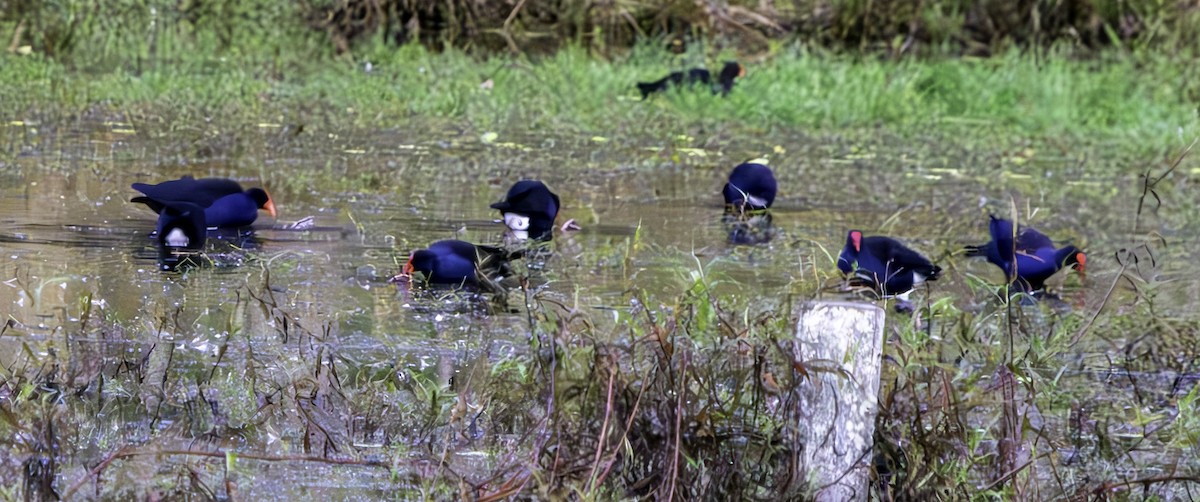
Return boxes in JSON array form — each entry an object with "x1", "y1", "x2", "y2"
[{"x1": 636, "y1": 61, "x2": 746, "y2": 99}]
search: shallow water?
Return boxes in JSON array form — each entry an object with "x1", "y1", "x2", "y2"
[
  {"x1": 1, "y1": 118, "x2": 1194, "y2": 496},
  {"x1": 1, "y1": 121, "x2": 1167, "y2": 325}
]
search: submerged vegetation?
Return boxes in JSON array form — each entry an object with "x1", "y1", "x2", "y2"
[{"x1": 1, "y1": 0, "x2": 1200, "y2": 500}]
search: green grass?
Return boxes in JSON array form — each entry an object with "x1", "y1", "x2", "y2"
[{"x1": 2, "y1": 43, "x2": 1198, "y2": 159}]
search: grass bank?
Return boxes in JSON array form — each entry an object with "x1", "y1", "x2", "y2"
[{"x1": 1, "y1": 44, "x2": 1198, "y2": 160}]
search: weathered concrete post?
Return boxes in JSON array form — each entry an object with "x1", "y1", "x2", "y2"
[{"x1": 793, "y1": 301, "x2": 885, "y2": 501}]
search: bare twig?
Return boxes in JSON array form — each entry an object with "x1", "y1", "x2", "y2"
[
  {"x1": 7, "y1": 19, "x2": 25, "y2": 53},
  {"x1": 979, "y1": 452, "x2": 1050, "y2": 492},
  {"x1": 593, "y1": 362, "x2": 652, "y2": 489},
  {"x1": 501, "y1": 0, "x2": 528, "y2": 53},
  {"x1": 1133, "y1": 138, "x2": 1196, "y2": 235},
  {"x1": 65, "y1": 447, "x2": 388, "y2": 499},
  {"x1": 586, "y1": 358, "x2": 617, "y2": 489},
  {"x1": 1072, "y1": 137, "x2": 1197, "y2": 344},
  {"x1": 1092, "y1": 475, "x2": 1200, "y2": 496}
]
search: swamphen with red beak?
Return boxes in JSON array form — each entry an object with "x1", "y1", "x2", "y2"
[
  {"x1": 131, "y1": 176, "x2": 277, "y2": 229},
  {"x1": 490, "y1": 180, "x2": 560, "y2": 241},
  {"x1": 637, "y1": 61, "x2": 746, "y2": 99},
  {"x1": 400, "y1": 240, "x2": 523, "y2": 287},
  {"x1": 838, "y1": 230, "x2": 942, "y2": 304},
  {"x1": 964, "y1": 215, "x2": 1087, "y2": 292}
]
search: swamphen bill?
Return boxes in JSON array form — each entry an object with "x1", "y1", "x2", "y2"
[
  {"x1": 131, "y1": 176, "x2": 277, "y2": 228},
  {"x1": 838, "y1": 230, "x2": 942, "y2": 301},
  {"x1": 964, "y1": 215, "x2": 1086, "y2": 292},
  {"x1": 490, "y1": 180, "x2": 560, "y2": 241},
  {"x1": 402, "y1": 240, "x2": 523, "y2": 286},
  {"x1": 637, "y1": 61, "x2": 746, "y2": 99}
]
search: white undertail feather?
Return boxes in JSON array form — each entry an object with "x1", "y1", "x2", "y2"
[
  {"x1": 503, "y1": 213, "x2": 530, "y2": 231},
  {"x1": 165, "y1": 228, "x2": 189, "y2": 247}
]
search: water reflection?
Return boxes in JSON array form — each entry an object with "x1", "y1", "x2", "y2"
[
  {"x1": 145, "y1": 228, "x2": 262, "y2": 271},
  {"x1": 723, "y1": 209, "x2": 778, "y2": 245}
]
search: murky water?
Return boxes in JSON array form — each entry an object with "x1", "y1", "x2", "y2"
[
  {"x1": 2, "y1": 120, "x2": 1177, "y2": 322},
  {"x1": 1, "y1": 119, "x2": 1195, "y2": 496}
]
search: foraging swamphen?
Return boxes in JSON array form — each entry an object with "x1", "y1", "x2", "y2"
[
  {"x1": 401, "y1": 240, "x2": 523, "y2": 286},
  {"x1": 722, "y1": 162, "x2": 777, "y2": 214},
  {"x1": 154, "y1": 201, "x2": 207, "y2": 250},
  {"x1": 131, "y1": 176, "x2": 277, "y2": 228},
  {"x1": 637, "y1": 61, "x2": 746, "y2": 99},
  {"x1": 964, "y1": 215, "x2": 1086, "y2": 292},
  {"x1": 721, "y1": 162, "x2": 778, "y2": 244},
  {"x1": 490, "y1": 180, "x2": 560, "y2": 241},
  {"x1": 133, "y1": 176, "x2": 244, "y2": 204},
  {"x1": 838, "y1": 230, "x2": 942, "y2": 301}
]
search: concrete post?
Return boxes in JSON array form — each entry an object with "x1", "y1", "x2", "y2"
[{"x1": 793, "y1": 301, "x2": 885, "y2": 501}]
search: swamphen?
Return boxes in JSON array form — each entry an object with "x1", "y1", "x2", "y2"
[
  {"x1": 132, "y1": 176, "x2": 277, "y2": 228},
  {"x1": 402, "y1": 240, "x2": 523, "y2": 286},
  {"x1": 838, "y1": 230, "x2": 942, "y2": 302},
  {"x1": 637, "y1": 61, "x2": 746, "y2": 99},
  {"x1": 964, "y1": 215, "x2": 1086, "y2": 292},
  {"x1": 721, "y1": 162, "x2": 778, "y2": 244},
  {"x1": 132, "y1": 176, "x2": 243, "y2": 204},
  {"x1": 490, "y1": 180, "x2": 560, "y2": 241},
  {"x1": 722, "y1": 162, "x2": 777, "y2": 214},
  {"x1": 155, "y1": 201, "x2": 207, "y2": 250}
]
